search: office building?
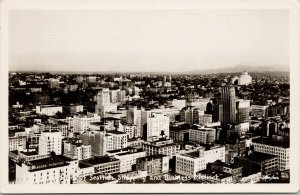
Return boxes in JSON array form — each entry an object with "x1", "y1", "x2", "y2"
[
  {"x1": 252, "y1": 137, "x2": 289, "y2": 171},
  {"x1": 196, "y1": 169, "x2": 233, "y2": 184},
  {"x1": 219, "y1": 86, "x2": 236, "y2": 125},
  {"x1": 109, "y1": 90, "x2": 119, "y2": 103},
  {"x1": 79, "y1": 156, "x2": 120, "y2": 176},
  {"x1": 36, "y1": 105, "x2": 63, "y2": 116},
  {"x1": 189, "y1": 127, "x2": 216, "y2": 145},
  {"x1": 250, "y1": 105, "x2": 268, "y2": 119},
  {"x1": 9, "y1": 136, "x2": 26, "y2": 152},
  {"x1": 143, "y1": 112, "x2": 169, "y2": 140},
  {"x1": 38, "y1": 130, "x2": 62, "y2": 155},
  {"x1": 80, "y1": 130, "x2": 127, "y2": 156},
  {"x1": 15, "y1": 155, "x2": 79, "y2": 184},
  {"x1": 120, "y1": 123, "x2": 139, "y2": 139},
  {"x1": 236, "y1": 99, "x2": 250, "y2": 123},
  {"x1": 106, "y1": 148, "x2": 146, "y2": 173},
  {"x1": 143, "y1": 138, "x2": 180, "y2": 159},
  {"x1": 63, "y1": 140, "x2": 91, "y2": 160},
  {"x1": 235, "y1": 151, "x2": 279, "y2": 176},
  {"x1": 167, "y1": 99, "x2": 186, "y2": 110},
  {"x1": 136, "y1": 154, "x2": 169, "y2": 176},
  {"x1": 73, "y1": 114, "x2": 101, "y2": 133},
  {"x1": 175, "y1": 145, "x2": 225, "y2": 178},
  {"x1": 208, "y1": 160, "x2": 243, "y2": 183}
]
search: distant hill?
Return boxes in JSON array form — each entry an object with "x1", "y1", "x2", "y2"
[
  {"x1": 186, "y1": 65, "x2": 289, "y2": 75},
  {"x1": 10, "y1": 64, "x2": 289, "y2": 75}
]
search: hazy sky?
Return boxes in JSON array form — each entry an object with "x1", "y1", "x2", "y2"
[{"x1": 9, "y1": 10, "x2": 289, "y2": 72}]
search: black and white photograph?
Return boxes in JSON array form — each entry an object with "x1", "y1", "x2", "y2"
[{"x1": 1, "y1": 0, "x2": 299, "y2": 193}]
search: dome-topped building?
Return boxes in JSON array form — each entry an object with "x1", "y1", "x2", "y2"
[{"x1": 238, "y1": 71, "x2": 252, "y2": 85}]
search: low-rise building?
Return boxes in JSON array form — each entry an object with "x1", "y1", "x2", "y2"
[
  {"x1": 175, "y1": 145, "x2": 225, "y2": 178},
  {"x1": 196, "y1": 169, "x2": 233, "y2": 184},
  {"x1": 73, "y1": 114, "x2": 101, "y2": 133},
  {"x1": 79, "y1": 156, "x2": 120, "y2": 177},
  {"x1": 234, "y1": 151, "x2": 279, "y2": 176},
  {"x1": 63, "y1": 139, "x2": 91, "y2": 160},
  {"x1": 252, "y1": 137, "x2": 289, "y2": 171},
  {"x1": 107, "y1": 148, "x2": 146, "y2": 173},
  {"x1": 208, "y1": 160, "x2": 243, "y2": 183},
  {"x1": 9, "y1": 136, "x2": 26, "y2": 152},
  {"x1": 136, "y1": 154, "x2": 169, "y2": 176},
  {"x1": 189, "y1": 127, "x2": 216, "y2": 145},
  {"x1": 15, "y1": 155, "x2": 79, "y2": 184},
  {"x1": 35, "y1": 105, "x2": 63, "y2": 116},
  {"x1": 143, "y1": 138, "x2": 180, "y2": 159}
]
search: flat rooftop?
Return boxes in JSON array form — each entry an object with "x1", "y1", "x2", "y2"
[
  {"x1": 102, "y1": 117, "x2": 121, "y2": 121},
  {"x1": 197, "y1": 170, "x2": 232, "y2": 179},
  {"x1": 20, "y1": 151, "x2": 39, "y2": 156},
  {"x1": 79, "y1": 156, "x2": 119, "y2": 167},
  {"x1": 138, "y1": 154, "x2": 166, "y2": 161},
  {"x1": 211, "y1": 160, "x2": 242, "y2": 169},
  {"x1": 26, "y1": 155, "x2": 72, "y2": 172},
  {"x1": 252, "y1": 137, "x2": 289, "y2": 148},
  {"x1": 42, "y1": 130, "x2": 60, "y2": 133},
  {"x1": 38, "y1": 105, "x2": 61, "y2": 108},
  {"x1": 107, "y1": 130, "x2": 127, "y2": 135},
  {"x1": 107, "y1": 147, "x2": 143, "y2": 154},
  {"x1": 239, "y1": 152, "x2": 278, "y2": 162},
  {"x1": 90, "y1": 122, "x2": 105, "y2": 126},
  {"x1": 181, "y1": 151, "x2": 200, "y2": 159}
]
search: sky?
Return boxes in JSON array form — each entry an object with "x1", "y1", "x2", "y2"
[{"x1": 9, "y1": 9, "x2": 289, "y2": 72}]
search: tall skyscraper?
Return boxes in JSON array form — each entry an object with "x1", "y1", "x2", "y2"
[
  {"x1": 219, "y1": 86, "x2": 236, "y2": 125},
  {"x1": 236, "y1": 99, "x2": 250, "y2": 123}
]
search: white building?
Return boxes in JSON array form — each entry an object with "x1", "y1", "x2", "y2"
[
  {"x1": 143, "y1": 139, "x2": 180, "y2": 158},
  {"x1": 9, "y1": 136, "x2": 26, "y2": 151},
  {"x1": 95, "y1": 88, "x2": 118, "y2": 116},
  {"x1": 107, "y1": 148, "x2": 146, "y2": 173},
  {"x1": 167, "y1": 99, "x2": 186, "y2": 110},
  {"x1": 48, "y1": 78, "x2": 60, "y2": 88},
  {"x1": 15, "y1": 155, "x2": 79, "y2": 184},
  {"x1": 120, "y1": 123, "x2": 139, "y2": 139},
  {"x1": 144, "y1": 112, "x2": 170, "y2": 139},
  {"x1": 252, "y1": 138, "x2": 289, "y2": 171},
  {"x1": 175, "y1": 145, "x2": 226, "y2": 178},
  {"x1": 234, "y1": 122, "x2": 250, "y2": 136},
  {"x1": 38, "y1": 130, "x2": 62, "y2": 155},
  {"x1": 80, "y1": 130, "x2": 127, "y2": 156},
  {"x1": 186, "y1": 98, "x2": 210, "y2": 111},
  {"x1": 238, "y1": 71, "x2": 252, "y2": 85},
  {"x1": 107, "y1": 131, "x2": 128, "y2": 151},
  {"x1": 36, "y1": 105, "x2": 63, "y2": 116},
  {"x1": 127, "y1": 106, "x2": 142, "y2": 136},
  {"x1": 56, "y1": 117, "x2": 74, "y2": 132},
  {"x1": 63, "y1": 140, "x2": 91, "y2": 160},
  {"x1": 73, "y1": 114, "x2": 101, "y2": 133},
  {"x1": 189, "y1": 127, "x2": 216, "y2": 145}
]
